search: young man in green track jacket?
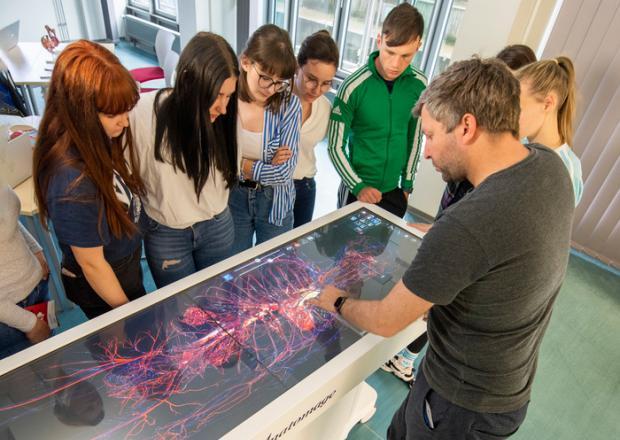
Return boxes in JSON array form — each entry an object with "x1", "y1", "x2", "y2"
[{"x1": 328, "y1": 3, "x2": 427, "y2": 218}]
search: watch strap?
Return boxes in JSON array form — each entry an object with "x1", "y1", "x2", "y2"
[{"x1": 334, "y1": 296, "x2": 348, "y2": 315}]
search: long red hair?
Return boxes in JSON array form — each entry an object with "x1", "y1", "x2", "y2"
[{"x1": 33, "y1": 40, "x2": 144, "y2": 238}]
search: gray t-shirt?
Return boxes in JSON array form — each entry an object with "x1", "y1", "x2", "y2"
[{"x1": 403, "y1": 144, "x2": 574, "y2": 413}]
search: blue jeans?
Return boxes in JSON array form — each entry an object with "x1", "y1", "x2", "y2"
[
  {"x1": 228, "y1": 185, "x2": 293, "y2": 253},
  {"x1": 293, "y1": 177, "x2": 316, "y2": 228},
  {"x1": 143, "y1": 208, "x2": 235, "y2": 288},
  {"x1": 0, "y1": 279, "x2": 50, "y2": 359}
]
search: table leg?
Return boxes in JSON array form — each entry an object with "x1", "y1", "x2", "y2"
[
  {"x1": 26, "y1": 86, "x2": 40, "y2": 115},
  {"x1": 17, "y1": 85, "x2": 34, "y2": 116}
]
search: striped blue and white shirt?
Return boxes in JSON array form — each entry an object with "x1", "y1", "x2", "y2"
[
  {"x1": 250, "y1": 94, "x2": 302, "y2": 225},
  {"x1": 555, "y1": 144, "x2": 583, "y2": 205}
]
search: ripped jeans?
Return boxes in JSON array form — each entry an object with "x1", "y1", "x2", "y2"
[{"x1": 143, "y1": 208, "x2": 235, "y2": 289}]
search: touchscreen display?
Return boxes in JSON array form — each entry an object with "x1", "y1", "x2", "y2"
[{"x1": 0, "y1": 209, "x2": 421, "y2": 439}]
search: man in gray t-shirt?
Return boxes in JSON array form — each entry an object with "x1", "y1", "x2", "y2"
[
  {"x1": 310, "y1": 58, "x2": 574, "y2": 439},
  {"x1": 405, "y1": 142, "x2": 573, "y2": 413}
]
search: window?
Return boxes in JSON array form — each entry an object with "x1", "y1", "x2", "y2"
[
  {"x1": 340, "y1": 0, "x2": 399, "y2": 74},
  {"x1": 155, "y1": 0, "x2": 178, "y2": 19},
  {"x1": 269, "y1": 0, "x2": 469, "y2": 81},
  {"x1": 126, "y1": 0, "x2": 178, "y2": 23},
  {"x1": 269, "y1": 0, "x2": 289, "y2": 28},
  {"x1": 128, "y1": 0, "x2": 151, "y2": 10},
  {"x1": 293, "y1": 0, "x2": 339, "y2": 51},
  {"x1": 411, "y1": 0, "x2": 437, "y2": 69},
  {"x1": 430, "y1": 0, "x2": 467, "y2": 75}
]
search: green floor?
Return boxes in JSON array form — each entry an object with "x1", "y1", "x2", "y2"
[{"x1": 348, "y1": 254, "x2": 620, "y2": 439}]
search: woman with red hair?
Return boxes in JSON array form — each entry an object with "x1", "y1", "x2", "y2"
[{"x1": 33, "y1": 40, "x2": 146, "y2": 319}]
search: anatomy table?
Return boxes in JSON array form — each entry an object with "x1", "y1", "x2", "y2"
[{"x1": 0, "y1": 202, "x2": 427, "y2": 439}]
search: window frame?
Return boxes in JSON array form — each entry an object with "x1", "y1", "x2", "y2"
[
  {"x1": 126, "y1": 0, "x2": 179, "y2": 28},
  {"x1": 267, "y1": 0, "x2": 461, "y2": 82},
  {"x1": 153, "y1": 0, "x2": 178, "y2": 21},
  {"x1": 128, "y1": 0, "x2": 151, "y2": 12}
]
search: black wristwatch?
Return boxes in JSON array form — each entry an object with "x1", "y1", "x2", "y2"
[{"x1": 334, "y1": 296, "x2": 348, "y2": 315}]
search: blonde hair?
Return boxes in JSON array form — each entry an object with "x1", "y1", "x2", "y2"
[{"x1": 516, "y1": 56, "x2": 577, "y2": 146}]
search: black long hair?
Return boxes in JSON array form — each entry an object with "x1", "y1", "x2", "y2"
[{"x1": 154, "y1": 32, "x2": 239, "y2": 199}]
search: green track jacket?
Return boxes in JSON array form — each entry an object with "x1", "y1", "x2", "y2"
[{"x1": 328, "y1": 51, "x2": 427, "y2": 196}]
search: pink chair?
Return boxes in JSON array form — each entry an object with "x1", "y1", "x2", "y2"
[{"x1": 130, "y1": 30, "x2": 175, "y2": 92}]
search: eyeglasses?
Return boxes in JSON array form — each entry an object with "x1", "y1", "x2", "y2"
[
  {"x1": 253, "y1": 64, "x2": 290, "y2": 93},
  {"x1": 301, "y1": 71, "x2": 333, "y2": 91}
]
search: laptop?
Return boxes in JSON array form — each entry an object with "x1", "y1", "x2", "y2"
[
  {"x1": 0, "y1": 125, "x2": 33, "y2": 187},
  {"x1": 0, "y1": 21, "x2": 20, "y2": 52}
]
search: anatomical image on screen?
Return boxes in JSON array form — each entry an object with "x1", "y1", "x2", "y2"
[{"x1": 0, "y1": 209, "x2": 421, "y2": 439}]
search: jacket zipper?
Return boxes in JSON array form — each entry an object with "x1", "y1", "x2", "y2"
[{"x1": 382, "y1": 86, "x2": 393, "y2": 189}]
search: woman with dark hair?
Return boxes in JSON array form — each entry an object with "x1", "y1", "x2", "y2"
[
  {"x1": 33, "y1": 40, "x2": 146, "y2": 319},
  {"x1": 130, "y1": 32, "x2": 239, "y2": 288},
  {"x1": 496, "y1": 44, "x2": 537, "y2": 71},
  {"x1": 292, "y1": 30, "x2": 339, "y2": 227},
  {"x1": 229, "y1": 24, "x2": 301, "y2": 252}
]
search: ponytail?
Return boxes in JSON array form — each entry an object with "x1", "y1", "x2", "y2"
[
  {"x1": 555, "y1": 56, "x2": 576, "y2": 146},
  {"x1": 515, "y1": 56, "x2": 577, "y2": 145}
]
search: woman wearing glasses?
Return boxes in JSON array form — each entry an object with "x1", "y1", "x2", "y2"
[
  {"x1": 229, "y1": 24, "x2": 301, "y2": 252},
  {"x1": 292, "y1": 30, "x2": 339, "y2": 227}
]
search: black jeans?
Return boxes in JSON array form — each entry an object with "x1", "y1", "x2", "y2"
[
  {"x1": 408, "y1": 332, "x2": 428, "y2": 353},
  {"x1": 388, "y1": 365, "x2": 529, "y2": 440},
  {"x1": 293, "y1": 177, "x2": 316, "y2": 228},
  {"x1": 61, "y1": 246, "x2": 146, "y2": 319},
  {"x1": 346, "y1": 187, "x2": 409, "y2": 218}
]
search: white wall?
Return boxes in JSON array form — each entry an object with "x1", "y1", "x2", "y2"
[
  {"x1": 178, "y1": 0, "x2": 236, "y2": 50},
  {"x1": 110, "y1": 0, "x2": 127, "y2": 40},
  {"x1": 0, "y1": 0, "x2": 107, "y2": 43},
  {"x1": 450, "y1": 1, "x2": 523, "y2": 59},
  {"x1": 409, "y1": 0, "x2": 562, "y2": 217},
  {"x1": 83, "y1": 3, "x2": 106, "y2": 39},
  {"x1": 61, "y1": 0, "x2": 87, "y2": 40},
  {"x1": 210, "y1": 0, "x2": 237, "y2": 51},
  {"x1": 0, "y1": 0, "x2": 57, "y2": 42},
  {"x1": 249, "y1": 0, "x2": 268, "y2": 36}
]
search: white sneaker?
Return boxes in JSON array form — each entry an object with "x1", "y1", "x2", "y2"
[{"x1": 381, "y1": 350, "x2": 417, "y2": 383}]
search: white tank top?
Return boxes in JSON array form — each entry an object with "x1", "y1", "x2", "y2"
[{"x1": 237, "y1": 118, "x2": 263, "y2": 161}]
